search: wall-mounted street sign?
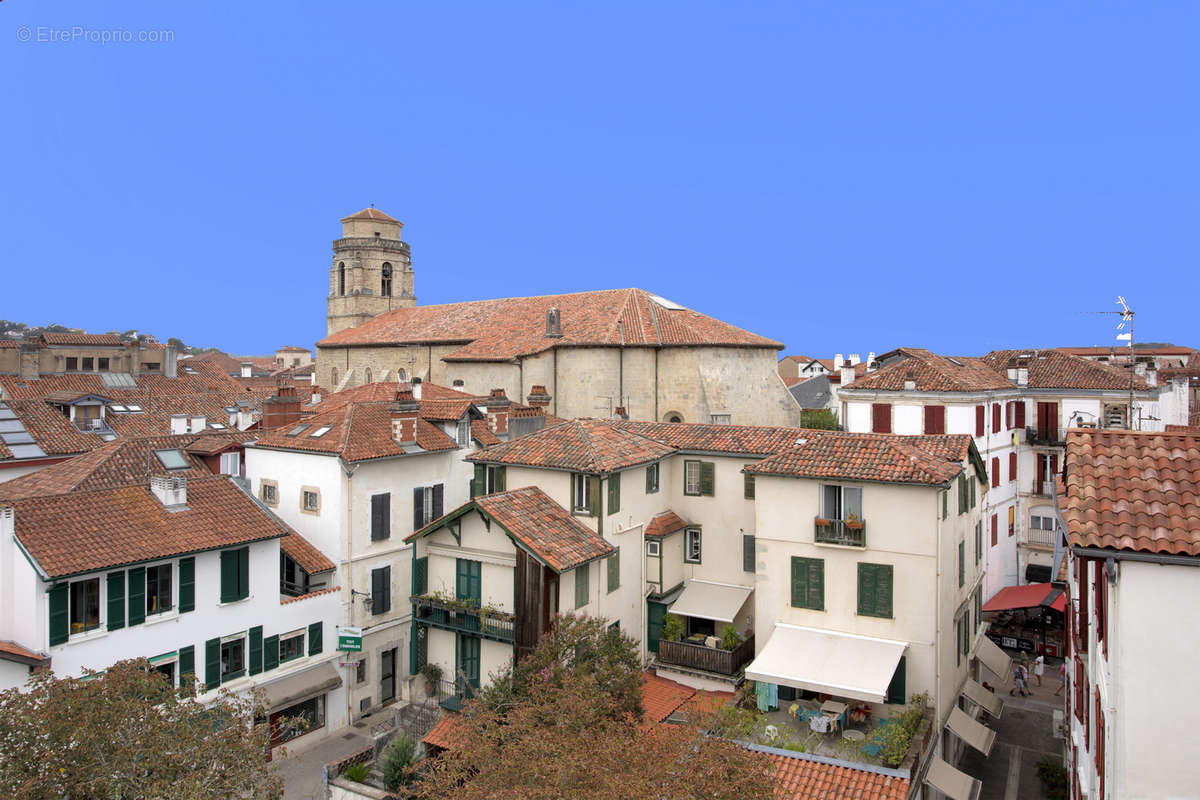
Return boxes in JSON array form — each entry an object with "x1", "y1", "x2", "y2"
[{"x1": 337, "y1": 625, "x2": 363, "y2": 652}]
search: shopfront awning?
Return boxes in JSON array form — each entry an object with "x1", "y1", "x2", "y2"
[
  {"x1": 1050, "y1": 592, "x2": 1066, "y2": 614},
  {"x1": 971, "y1": 634, "x2": 1013, "y2": 683},
  {"x1": 924, "y1": 755, "x2": 982, "y2": 800},
  {"x1": 744, "y1": 624, "x2": 907, "y2": 704},
  {"x1": 982, "y1": 583, "x2": 1054, "y2": 612},
  {"x1": 946, "y1": 706, "x2": 997, "y2": 756},
  {"x1": 260, "y1": 660, "x2": 342, "y2": 712},
  {"x1": 960, "y1": 678, "x2": 1004, "y2": 719},
  {"x1": 668, "y1": 580, "x2": 753, "y2": 624}
]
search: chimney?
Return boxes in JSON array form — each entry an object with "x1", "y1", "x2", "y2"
[
  {"x1": 866, "y1": 352, "x2": 877, "y2": 372},
  {"x1": 170, "y1": 414, "x2": 188, "y2": 435},
  {"x1": 240, "y1": 362, "x2": 253, "y2": 378},
  {"x1": 151, "y1": 476, "x2": 187, "y2": 509},
  {"x1": 485, "y1": 388, "x2": 511, "y2": 435},
  {"x1": 833, "y1": 353, "x2": 844, "y2": 370},
  {"x1": 526, "y1": 385, "x2": 551, "y2": 409},
  {"x1": 164, "y1": 345, "x2": 178, "y2": 379},
  {"x1": 545, "y1": 307, "x2": 563, "y2": 338},
  {"x1": 263, "y1": 383, "x2": 302, "y2": 429},
  {"x1": 189, "y1": 415, "x2": 206, "y2": 433},
  {"x1": 848, "y1": 353, "x2": 861, "y2": 366},
  {"x1": 236, "y1": 407, "x2": 255, "y2": 430},
  {"x1": 389, "y1": 388, "x2": 421, "y2": 445},
  {"x1": 840, "y1": 365, "x2": 855, "y2": 386},
  {"x1": 903, "y1": 370, "x2": 916, "y2": 391},
  {"x1": 411, "y1": 377, "x2": 422, "y2": 400},
  {"x1": 1146, "y1": 367, "x2": 1158, "y2": 387},
  {"x1": 311, "y1": 391, "x2": 322, "y2": 404},
  {"x1": 613, "y1": 406, "x2": 629, "y2": 420}
]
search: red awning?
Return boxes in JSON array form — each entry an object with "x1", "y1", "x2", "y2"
[
  {"x1": 1050, "y1": 593, "x2": 1066, "y2": 614},
  {"x1": 982, "y1": 583, "x2": 1055, "y2": 612}
]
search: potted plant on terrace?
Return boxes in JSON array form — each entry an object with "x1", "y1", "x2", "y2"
[{"x1": 419, "y1": 662, "x2": 443, "y2": 697}]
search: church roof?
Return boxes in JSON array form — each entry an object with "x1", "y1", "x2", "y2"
[
  {"x1": 316, "y1": 288, "x2": 783, "y2": 360},
  {"x1": 341, "y1": 208, "x2": 399, "y2": 223}
]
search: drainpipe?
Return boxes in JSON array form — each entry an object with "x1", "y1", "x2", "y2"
[
  {"x1": 934, "y1": 488, "x2": 943, "y2": 756},
  {"x1": 344, "y1": 460, "x2": 355, "y2": 724}
]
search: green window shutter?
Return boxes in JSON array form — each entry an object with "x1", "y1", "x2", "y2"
[
  {"x1": 178, "y1": 557, "x2": 195, "y2": 613},
  {"x1": 220, "y1": 550, "x2": 236, "y2": 603},
  {"x1": 607, "y1": 548, "x2": 620, "y2": 593},
  {"x1": 791, "y1": 558, "x2": 806, "y2": 608},
  {"x1": 942, "y1": 491, "x2": 947, "y2": 520},
  {"x1": 570, "y1": 473, "x2": 577, "y2": 509},
  {"x1": 886, "y1": 656, "x2": 906, "y2": 704},
  {"x1": 179, "y1": 645, "x2": 195, "y2": 684},
  {"x1": 575, "y1": 562, "x2": 589, "y2": 609},
  {"x1": 472, "y1": 463, "x2": 485, "y2": 497},
  {"x1": 970, "y1": 478, "x2": 976, "y2": 508},
  {"x1": 263, "y1": 634, "x2": 279, "y2": 672},
  {"x1": 857, "y1": 563, "x2": 876, "y2": 616},
  {"x1": 646, "y1": 466, "x2": 655, "y2": 493},
  {"x1": 860, "y1": 563, "x2": 894, "y2": 618},
  {"x1": 975, "y1": 522, "x2": 982, "y2": 565},
  {"x1": 607, "y1": 473, "x2": 620, "y2": 515},
  {"x1": 958, "y1": 542, "x2": 965, "y2": 588},
  {"x1": 248, "y1": 626, "x2": 263, "y2": 676},
  {"x1": 106, "y1": 571, "x2": 126, "y2": 631},
  {"x1": 742, "y1": 535, "x2": 755, "y2": 573},
  {"x1": 205, "y1": 637, "x2": 220, "y2": 691},
  {"x1": 744, "y1": 472, "x2": 755, "y2": 499},
  {"x1": 700, "y1": 462, "x2": 716, "y2": 496},
  {"x1": 808, "y1": 559, "x2": 824, "y2": 611},
  {"x1": 238, "y1": 548, "x2": 249, "y2": 601},
  {"x1": 48, "y1": 583, "x2": 69, "y2": 646},
  {"x1": 587, "y1": 476, "x2": 601, "y2": 516},
  {"x1": 495, "y1": 466, "x2": 506, "y2": 492},
  {"x1": 127, "y1": 566, "x2": 146, "y2": 626},
  {"x1": 413, "y1": 556, "x2": 428, "y2": 595},
  {"x1": 308, "y1": 621, "x2": 323, "y2": 656},
  {"x1": 877, "y1": 564, "x2": 892, "y2": 617}
]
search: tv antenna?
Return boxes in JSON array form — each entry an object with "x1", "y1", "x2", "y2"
[{"x1": 1090, "y1": 296, "x2": 1137, "y2": 430}]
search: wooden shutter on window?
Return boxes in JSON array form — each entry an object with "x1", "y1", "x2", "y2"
[
  {"x1": 1009, "y1": 452, "x2": 1017, "y2": 481},
  {"x1": 432, "y1": 484, "x2": 444, "y2": 521},
  {"x1": 107, "y1": 571, "x2": 125, "y2": 631},
  {"x1": 991, "y1": 457, "x2": 1000, "y2": 487},
  {"x1": 220, "y1": 550, "x2": 236, "y2": 603},
  {"x1": 1015, "y1": 402, "x2": 1026, "y2": 428},
  {"x1": 575, "y1": 563, "x2": 589, "y2": 608},
  {"x1": 744, "y1": 472, "x2": 755, "y2": 499},
  {"x1": 924, "y1": 406, "x2": 945, "y2": 434},
  {"x1": 205, "y1": 637, "x2": 220, "y2": 690},
  {"x1": 872, "y1": 403, "x2": 892, "y2": 433},
  {"x1": 249, "y1": 626, "x2": 263, "y2": 676},
  {"x1": 646, "y1": 465, "x2": 656, "y2": 492},
  {"x1": 308, "y1": 621, "x2": 323, "y2": 656},
  {"x1": 1078, "y1": 558, "x2": 1089, "y2": 653},
  {"x1": 607, "y1": 548, "x2": 620, "y2": 592},
  {"x1": 699, "y1": 462, "x2": 715, "y2": 496},
  {"x1": 372, "y1": 567, "x2": 390, "y2": 615},
  {"x1": 48, "y1": 583, "x2": 69, "y2": 646},
  {"x1": 992, "y1": 404, "x2": 1001, "y2": 433},
  {"x1": 178, "y1": 557, "x2": 194, "y2": 613},
  {"x1": 975, "y1": 405, "x2": 985, "y2": 437},
  {"x1": 179, "y1": 645, "x2": 195, "y2": 682},
  {"x1": 991, "y1": 514, "x2": 998, "y2": 546},
  {"x1": 1037, "y1": 456, "x2": 1046, "y2": 486},
  {"x1": 413, "y1": 556, "x2": 428, "y2": 595},
  {"x1": 472, "y1": 463, "x2": 485, "y2": 498},
  {"x1": 371, "y1": 493, "x2": 391, "y2": 541},
  {"x1": 413, "y1": 487, "x2": 425, "y2": 531},
  {"x1": 127, "y1": 566, "x2": 146, "y2": 626},
  {"x1": 263, "y1": 635, "x2": 279, "y2": 671},
  {"x1": 608, "y1": 473, "x2": 620, "y2": 515},
  {"x1": 588, "y1": 476, "x2": 601, "y2": 515},
  {"x1": 958, "y1": 542, "x2": 965, "y2": 587},
  {"x1": 791, "y1": 557, "x2": 823, "y2": 610},
  {"x1": 858, "y1": 564, "x2": 876, "y2": 616},
  {"x1": 494, "y1": 467, "x2": 506, "y2": 492},
  {"x1": 743, "y1": 534, "x2": 755, "y2": 572}
]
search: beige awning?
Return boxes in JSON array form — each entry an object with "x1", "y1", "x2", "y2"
[
  {"x1": 668, "y1": 580, "x2": 753, "y2": 624},
  {"x1": 925, "y1": 755, "x2": 982, "y2": 800},
  {"x1": 961, "y1": 678, "x2": 1004, "y2": 719},
  {"x1": 971, "y1": 635, "x2": 1013, "y2": 683},
  {"x1": 260, "y1": 660, "x2": 342, "y2": 712},
  {"x1": 947, "y1": 706, "x2": 997, "y2": 756},
  {"x1": 744, "y1": 624, "x2": 907, "y2": 704}
]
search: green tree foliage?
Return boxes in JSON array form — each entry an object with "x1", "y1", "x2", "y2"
[
  {"x1": 799, "y1": 408, "x2": 839, "y2": 430},
  {"x1": 381, "y1": 731, "x2": 417, "y2": 791},
  {"x1": 0, "y1": 659, "x2": 283, "y2": 799}
]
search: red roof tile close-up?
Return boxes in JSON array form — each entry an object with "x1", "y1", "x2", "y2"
[
  {"x1": 842, "y1": 348, "x2": 1012, "y2": 393},
  {"x1": 253, "y1": 401, "x2": 459, "y2": 462},
  {"x1": 767, "y1": 751, "x2": 910, "y2": 800},
  {"x1": 982, "y1": 349, "x2": 1149, "y2": 391},
  {"x1": 746, "y1": 431, "x2": 972, "y2": 487},
  {"x1": 1062, "y1": 428, "x2": 1200, "y2": 556},
  {"x1": 467, "y1": 419, "x2": 674, "y2": 473}
]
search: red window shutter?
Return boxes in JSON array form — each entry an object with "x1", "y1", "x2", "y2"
[
  {"x1": 991, "y1": 457, "x2": 1000, "y2": 487},
  {"x1": 1096, "y1": 562, "x2": 1107, "y2": 654},
  {"x1": 991, "y1": 514, "x2": 998, "y2": 546},
  {"x1": 1015, "y1": 402, "x2": 1026, "y2": 428},
  {"x1": 1074, "y1": 658, "x2": 1084, "y2": 722},
  {"x1": 871, "y1": 403, "x2": 892, "y2": 434},
  {"x1": 1009, "y1": 452, "x2": 1017, "y2": 481},
  {"x1": 1097, "y1": 700, "x2": 1105, "y2": 797},
  {"x1": 1051, "y1": 454, "x2": 1059, "y2": 475},
  {"x1": 924, "y1": 405, "x2": 945, "y2": 435},
  {"x1": 992, "y1": 403, "x2": 1001, "y2": 433},
  {"x1": 1078, "y1": 559, "x2": 1089, "y2": 653},
  {"x1": 975, "y1": 405, "x2": 985, "y2": 437},
  {"x1": 1005, "y1": 402, "x2": 1013, "y2": 430}
]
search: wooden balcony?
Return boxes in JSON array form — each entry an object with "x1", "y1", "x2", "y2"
[
  {"x1": 411, "y1": 594, "x2": 515, "y2": 644},
  {"x1": 814, "y1": 518, "x2": 866, "y2": 547},
  {"x1": 657, "y1": 634, "x2": 755, "y2": 677}
]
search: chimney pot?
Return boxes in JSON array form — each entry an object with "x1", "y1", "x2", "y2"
[
  {"x1": 390, "y1": 388, "x2": 421, "y2": 445},
  {"x1": 849, "y1": 353, "x2": 861, "y2": 366},
  {"x1": 526, "y1": 385, "x2": 552, "y2": 408},
  {"x1": 485, "y1": 389, "x2": 511, "y2": 435},
  {"x1": 840, "y1": 365, "x2": 855, "y2": 386},
  {"x1": 170, "y1": 414, "x2": 188, "y2": 435},
  {"x1": 833, "y1": 353, "x2": 844, "y2": 369},
  {"x1": 903, "y1": 369, "x2": 916, "y2": 391},
  {"x1": 151, "y1": 476, "x2": 187, "y2": 509},
  {"x1": 240, "y1": 362, "x2": 252, "y2": 378}
]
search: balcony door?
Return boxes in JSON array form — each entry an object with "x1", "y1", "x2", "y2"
[
  {"x1": 456, "y1": 634, "x2": 480, "y2": 690},
  {"x1": 380, "y1": 647, "x2": 396, "y2": 703},
  {"x1": 1036, "y1": 402, "x2": 1058, "y2": 439}
]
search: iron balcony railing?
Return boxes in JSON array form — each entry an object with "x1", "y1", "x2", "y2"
[
  {"x1": 814, "y1": 518, "x2": 866, "y2": 547},
  {"x1": 1025, "y1": 426, "x2": 1066, "y2": 447},
  {"x1": 411, "y1": 594, "x2": 515, "y2": 643}
]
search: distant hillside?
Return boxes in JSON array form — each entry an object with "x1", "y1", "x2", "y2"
[{"x1": 0, "y1": 320, "x2": 227, "y2": 357}]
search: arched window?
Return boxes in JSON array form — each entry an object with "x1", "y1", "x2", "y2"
[
  {"x1": 665, "y1": 412, "x2": 683, "y2": 423},
  {"x1": 338, "y1": 262, "x2": 346, "y2": 296},
  {"x1": 331, "y1": 367, "x2": 339, "y2": 387},
  {"x1": 364, "y1": 367, "x2": 372, "y2": 384},
  {"x1": 452, "y1": 379, "x2": 465, "y2": 388},
  {"x1": 397, "y1": 368, "x2": 407, "y2": 382},
  {"x1": 381, "y1": 263, "x2": 393, "y2": 297}
]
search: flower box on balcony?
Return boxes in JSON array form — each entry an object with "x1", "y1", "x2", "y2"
[
  {"x1": 844, "y1": 521, "x2": 865, "y2": 531},
  {"x1": 814, "y1": 518, "x2": 832, "y2": 527}
]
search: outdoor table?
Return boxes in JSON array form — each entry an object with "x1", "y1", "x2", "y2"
[{"x1": 843, "y1": 729, "x2": 866, "y2": 742}]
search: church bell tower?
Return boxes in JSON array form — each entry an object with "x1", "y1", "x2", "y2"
[{"x1": 326, "y1": 208, "x2": 416, "y2": 336}]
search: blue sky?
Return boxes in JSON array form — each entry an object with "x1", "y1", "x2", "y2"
[{"x1": 3, "y1": 1, "x2": 1196, "y2": 358}]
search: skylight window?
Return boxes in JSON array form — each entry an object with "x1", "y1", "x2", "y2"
[
  {"x1": 648, "y1": 293, "x2": 686, "y2": 311},
  {"x1": 154, "y1": 449, "x2": 190, "y2": 470},
  {"x1": 125, "y1": 404, "x2": 144, "y2": 413},
  {"x1": 285, "y1": 424, "x2": 310, "y2": 437},
  {"x1": 946, "y1": 357, "x2": 964, "y2": 366},
  {"x1": 309, "y1": 425, "x2": 333, "y2": 438},
  {"x1": 208, "y1": 422, "x2": 227, "y2": 430},
  {"x1": 109, "y1": 404, "x2": 128, "y2": 413}
]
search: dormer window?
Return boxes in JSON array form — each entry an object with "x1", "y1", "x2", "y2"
[
  {"x1": 154, "y1": 449, "x2": 190, "y2": 470},
  {"x1": 456, "y1": 418, "x2": 470, "y2": 446}
]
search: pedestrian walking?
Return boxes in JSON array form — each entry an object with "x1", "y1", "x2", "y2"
[
  {"x1": 1054, "y1": 661, "x2": 1067, "y2": 696},
  {"x1": 1010, "y1": 661, "x2": 1030, "y2": 696},
  {"x1": 1033, "y1": 654, "x2": 1045, "y2": 687}
]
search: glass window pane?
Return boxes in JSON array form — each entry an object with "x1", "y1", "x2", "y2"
[{"x1": 843, "y1": 488, "x2": 862, "y2": 519}]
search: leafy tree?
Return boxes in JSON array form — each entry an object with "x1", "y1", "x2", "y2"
[
  {"x1": 381, "y1": 730, "x2": 417, "y2": 791},
  {"x1": 414, "y1": 656, "x2": 774, "y2": 799},
  {"x1": 0, "y1": 659, "x2": 283, "y2": 799},
  {"x1": 799, "y1": 408, "x2": 839, "y2": 430}
]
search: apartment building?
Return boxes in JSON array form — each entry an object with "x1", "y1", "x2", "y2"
[
  {"x1": 1060, "y1": 428, "x2": 1200, "y2": 799},
  {"x1": 0, "y1": 332, "x2": 176, "y2": 380}
]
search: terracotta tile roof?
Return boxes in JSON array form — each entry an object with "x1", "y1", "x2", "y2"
[
  {"x1": 842, "y1": 348, "x2": 1012, "y2": 393},
  {"x1": 645, "y1": 511, "x2": 690, "y2": 538},
  {"x1": 416, "y1": 486, "x2": 613, "y2": 572},
  {"x1": 0, "y1": 639, "x2": 49, "y2": 666},
  {"x1": 423, "y1": 713, "x2": 471, "y2": 751},
  {"x1": 781, "y1": 376, "x2": 805, "y2": 388},
  {"x1": 471, "y1": 419, "x2": 501, "y2": 447},
  {"x1": 1062, "y1": 428, "x2": 1200, "y2": 556},
  {"x1": 419, "y1": 397, "x2": 477, "y2": 421},
  {"x1": 827, "y1": 362, "x2": 872, "y2": 384},
  {"x1": 40, "y1": 332, "x2": 127, "y2": 347},
  {"x1": 253, "y1": 401, "x2": 458, "y2": 462},
  {"x1": 277, "y1": 346, "x2": 312, "y2": 353},
  {"x1": 766, "y1": 751, "x2": 910, "y2": 800},
  {"x1": 316, "y1": 288, "x2": 783, "y2": 359},
  {"x1": 467, "y1": 419, "x2": 674, "y2": 473},
  {"x1": 746, "y1": 431, "x2": 972, "y2": 486},
  {"x1": 279, "y1": 585, "x2": 340, "y2": 604},
  {"x1": 983, "y1": 349, "x2": 1149, "y2": 391},
  {"x1": 278, "y1": 530, "x2": 336, "y2": 574},
  {"x1": 342, "y1": 207, "x2": 399, "y2": 223},
  {"x1": 5, "y1": 477, "x2": 291, "y2": 579},
  {"x1": 308, "y1": 380, "x2": 483, "y2": 414},
  {"x1": 615, "y1": 420, "x2": 805, "y2": 456},
  {"x1": 640, "y1": 672, "x2": 696, "y2": 726}
]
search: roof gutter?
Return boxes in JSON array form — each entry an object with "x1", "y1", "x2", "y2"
[{"x1": 1069, "y1": 545, "x2": 1200, "y2": 569}]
